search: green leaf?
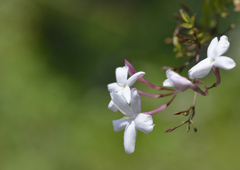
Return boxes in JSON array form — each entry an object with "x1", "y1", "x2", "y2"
[
  {"x1": 181, "y1": 23, "x2": 193, "y2": 29},
  {"x1": 188, "y1": 29, "x2": 194, "y2": 35},
  {"x1": 180, "y1": 9, "x2": 190, "y2": 23},
  {"x1": 200, "y1": 35, "x2": 211, "y2": 44},
  {"x1": 197, "y1": 32, "x2": 203, "y2": 38},
  {"x1": 173, "y1": 36, "x2": 179, "y2": 47},
  {"x1": 190, "y1": 15, "x2": 195, "y2": 26}
]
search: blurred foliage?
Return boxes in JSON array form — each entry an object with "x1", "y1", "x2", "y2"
[{"x1": 0, "y1": 0, "x2": 240, "y2": 170}]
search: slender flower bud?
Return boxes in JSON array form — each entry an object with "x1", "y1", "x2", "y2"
[
  {"x1": 163, "y1": 69, "x2": 207, "y2": 96},
  {"x1": 163, "y1": 69, "x2": 193, "y2": 91},
  {"x1": 125, "y1": 59, "x2": 136, "y2": 76}
]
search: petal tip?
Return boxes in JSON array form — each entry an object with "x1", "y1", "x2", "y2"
[{"x1": 220, "y1": 35, "x2": 228, "y2": 40}]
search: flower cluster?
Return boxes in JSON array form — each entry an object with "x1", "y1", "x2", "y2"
[{"x1": 107, "y1": 35, "x2": 236, "y2": 154}]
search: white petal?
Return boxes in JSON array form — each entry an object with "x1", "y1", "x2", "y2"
[
  {"x1": 116, "y1": 66, "x2": 129, "y2": 86},
  {"x1": 135, "y1": 113, "x2": 154, "y2": 134},
  {"x1": 212, "y1": 35, "x2": 230, "y2": 59},
  {"x1": 126, "y1": 71, "x2": 145, "y2": 87},
  {"x1": 207, "y1": 37, "x2": 218, "y2": 59},
  {"x1": 124, "y1": 121, "x2": 137, "y2": 154},
  {"x1": 122, "y1": 85, "x2": 131, "y2": 104},
  {"x1": 108, "y1": 100, "x2": 118, "y2": 112},
  {"x1": 213, "y1": 56, "x2": 236, "y2": 70},
  {"x1": 107, "y1": 82, "x2": 122, "y2": 92},
  {"x1": 130, "y1": 88, "x2": 141, "y2": 115},
  {"x1": 188, "y1": 58, "x2": 213, "y2": 79},
  {"x1": 170, "y1": 76, "x2": 192, "y2": 91},
  {"x1": 112, "y1": 118, "x2": 130, "y2": 132},
  {"x1": 110, "y1": 92, "x2": 133, "y2": 117},
  {"x1": 166, "y1": 69, "x2": 179, "y2": 79},
  {"x1": 163, "y1": 79, "x2": 174, "y2": 87}
]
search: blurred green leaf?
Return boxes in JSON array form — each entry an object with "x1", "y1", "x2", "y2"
[
  {"x1": 180, "y1": 9, "x2": 190, "y2": 23},
  {"x1": 190, "y1": 14, "x2": 195, "y2": 26},
  {"x1": 181, "y1": 23, "x2": 193, "y2": 28}
]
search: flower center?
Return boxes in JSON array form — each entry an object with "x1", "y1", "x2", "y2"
[
  {"x1": 121, "y1": 85, "x2": 126, "y2": 88},
  {"x1": 210, "y1": 59, "x2": 214, "y2": 63},
  {"x1": 124, "y1": 115, "x2": 135, "y2": 119}
]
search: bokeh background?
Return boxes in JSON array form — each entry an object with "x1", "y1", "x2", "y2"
[{"x1": 0, "y1": 0, "x2": 240, "y2": 169}]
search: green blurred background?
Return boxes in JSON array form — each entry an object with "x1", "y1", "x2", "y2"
[{"x1": 0, "y1": 0, "x2": 240, "y2": 169}]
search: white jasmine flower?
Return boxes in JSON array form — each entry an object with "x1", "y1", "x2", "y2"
[
  {"x1": 111, "y1": 88, "x2": 154, "y2": 154},
  {"x1": 108, "y1": 66, "x2": 145, "y2": 112},
  {"x1": 163, "y1": 69, "x2": 194, "y2": 91},
  {"x1": 188, "y1": 35, "x2": 236, "y2": 79}
]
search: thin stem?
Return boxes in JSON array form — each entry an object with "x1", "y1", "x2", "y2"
[
  {"x1": 166, "y1": 97, "x2": 197, "y2": 133},
  {"x1": 190, "y1": 83, "x2": 207, "y2": 96},
  {"x1": 195, "y1": 79, "x2": 208, "y2": 94},
  {"x1": 207, "y1": 66, "x2": 221, "y2": 90},
  {"x1": 137, "y1": 90, "x2": 174, "y2": 98},
  {"x1": 143, "y1": 91, "x2": 179, "y2": 115},
  {"x1": 138, "y1": 77, "x2": 175, "y2": 91},
  {"x1": 193, "y1": 92, "x2": 197, "y2": 106},
  {"x1": 165, "y1": 120, "x2": 188, "y2": 133}
]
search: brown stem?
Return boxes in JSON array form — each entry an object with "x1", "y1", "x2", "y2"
[
  {"x1": 137, "y1": 90, "x2": 174, "y2": 98},
  {"x1": 207, "y1": 66, "x2": 221, "y2": 90},
  {"x1": 143, "y1": 91, "x2": 179, "y2": 115}
]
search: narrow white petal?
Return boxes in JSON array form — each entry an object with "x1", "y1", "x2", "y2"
[
  {"x1": 207, "y1": 37, "x2": 218, "y2": 59},
  {"x1": 124, "y1": 121, "x2": 137, "y2": 154},
  {"x1": 107, "y1": 82, "x2": 122, "y2": 92},
  {"x1": 122, "y1": 85, "x2": 131, "y2": 104},
  {"x1": 212, "y1": 35, "x2": 230, "y2": 59},
  {"x1": 131, "y1": 88, "x2": 141, "y2": 115},
  {"x1": 166, "y1": 69, "x2": 179, "y2": 79},
  {"x1": 135, "y1": 113, "x2": 154, "y2": 134},
  {"x1": 163, "y1": 79, "x2": 174, "y2": 87},
  {"x1": 110, "y1": 92, "x2": 133, "y2": 117},
  {"x1": 112, "y1": 118, "x2": 130, "y2": 132},
  {"x1": 116, "y1": 66, "x2": 129, "y2": 86},
  {"x1": 126, "y1": 71, "x2": 145, "y2": 87},
  {"x1": 213, "y1": 56, "x2": 236, "y2": 70},
  {"x1": 188, "y1": 58, "x2": 213, "y2": 79},
  {"x1": 170, "y1": 76, "x2": 192, "y2": 91},
  {"x1": 108, "y1": 100, "x2": 118, "y2": 112}
]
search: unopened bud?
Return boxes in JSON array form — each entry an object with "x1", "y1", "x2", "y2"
[
  {"x1": 125, "y1": 59, "x2": 136, "y2": 76},
  {"x1": 165, "y1": 127, "x2": 175, "y2": 133},
  {"x1": 194, "y1": 128, "x2": 197, "y2": 132}
]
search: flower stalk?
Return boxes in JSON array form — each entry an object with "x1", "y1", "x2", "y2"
[
  {"x1": 137, "y1": 90, "x2": 174, "y2": 98},
  {"x1": 143, "y1": 90, "x2": 179, "y2": 115}
]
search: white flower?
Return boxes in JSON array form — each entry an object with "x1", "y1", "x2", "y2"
[
  {"x1": 111, "y1": 88, "x2": 154, "y2": 154},
  {"x1": 188, "y1": 35, "x2": 236, "y2": 79},
  {"x1": 108, "y1": 66, "x2": 145, "y2": 112},
  {"x1": 163, "y1": 69, "x2": 193, "y2": 91}
]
